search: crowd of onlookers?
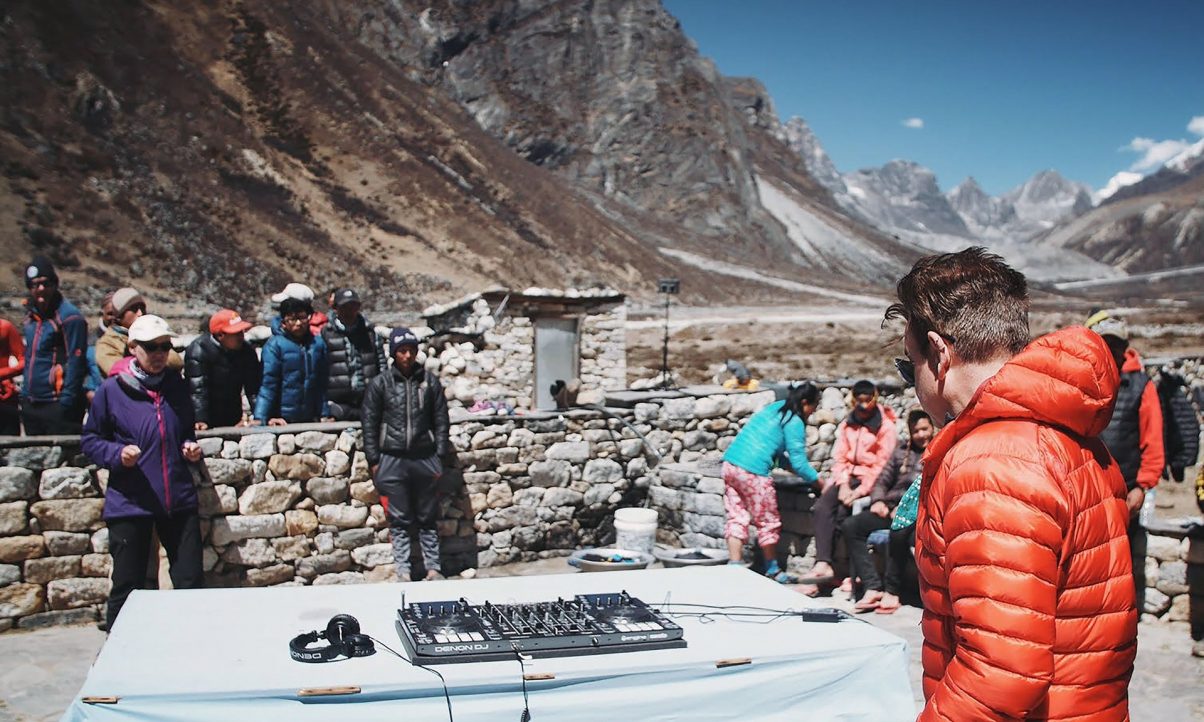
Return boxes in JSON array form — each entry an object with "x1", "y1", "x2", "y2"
[{"x1": 2, "y1": 256, "x2": 393, "y2": 437}]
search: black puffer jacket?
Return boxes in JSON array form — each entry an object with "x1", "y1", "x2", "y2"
[
  {"x1": 361, "y1": 365, "x2": 450, "y2": 465},
  {"x1": 184, "y1": 334, "x2": 261, "y2": 428},
  {"x1": 322, "y1": 315, "x2": 386, "y2": 420}
]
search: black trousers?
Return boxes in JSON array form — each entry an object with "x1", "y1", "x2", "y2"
[
  {"x1": 813, "y1": 484, "x2": 854, "y2": 564},
  {"x1": 841, "y1": 511, "x2": 892, "y2": 591},
  {"x1": 1129, "y1": 514, "x2": 1147, "y2": 614},
  {"x1": 106, "y1": 511, "x2": 204, "y2": 629},
  {"x1": 374, "y1": 454, "x2": 443, "y2": 575},
  {"x1": 885, "y1": 525, "x2": 916, "y2": 597},
  {"x1": 0, "y1": 401, "x2": 19, "y2": 436},
  {"x1": 19, "y1": 398, "x2": 83, "y2": 435}
]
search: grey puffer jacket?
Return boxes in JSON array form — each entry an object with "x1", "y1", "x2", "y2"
[{"x1": 361, "y1": 365, "x2": 450, "y2": 466}]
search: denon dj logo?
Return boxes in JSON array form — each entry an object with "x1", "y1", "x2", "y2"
[{"x1": 434, "y1": 643, "x2": 491, "y2": 653}]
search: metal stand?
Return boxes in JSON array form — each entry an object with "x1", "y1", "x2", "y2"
[{"x1": 656, "y1": 278, "x2": 679, "y2": 389}]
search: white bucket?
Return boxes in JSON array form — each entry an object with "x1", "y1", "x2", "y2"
[{"x1": 613, "y1": 507, "x2": 658, "y2": 555}]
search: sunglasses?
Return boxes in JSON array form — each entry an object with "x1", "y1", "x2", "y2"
[
  {"x1": 140, "y1": 342, "x2": 173, "y2": 353},
  {"x1": 894, "y1": 357, "x2": 915, "y2": 387}
]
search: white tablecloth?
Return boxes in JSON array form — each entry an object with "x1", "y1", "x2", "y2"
[{"x1": 62, "y1": 566, "x2": 914, "y2": 721}]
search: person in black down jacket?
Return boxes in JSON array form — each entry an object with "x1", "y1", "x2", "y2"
[
  {"x1": 361, "y1": 327, "x2": 452, "y2": 581},
  {"x1": 321, "y1": 288, "x2": 385, "y2": 421},
  {"x1": 185, "y1": 309, "x2": 261, "y2": 429}
]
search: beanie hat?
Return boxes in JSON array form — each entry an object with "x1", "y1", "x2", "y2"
[
  {"x1": 1086, "y1": 309, "x2": 1127, "y2": 340},
  {"x1": 388, "y1": 327, "x2": 419, "y2": 355},
  {"x1": 852, "y1": 379, "x2": 878, "y2": 397},
  {"x1": 25, "y1": 256, "x2": 58, "y2": 287}
]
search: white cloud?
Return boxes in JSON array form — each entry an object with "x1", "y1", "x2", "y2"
[
  {"x1": 1125, "y1": 137, "x2": 1191, "y2": 171},
  {"x1": 901, "y1": 117, "x2": 924, "y2": 129},
  {"x1": 1094, "y1": 171, "x2": 1143, "y2": 203},
  {"x1": 1189, "y1": 115, "x2": 1204, "y2": 136}
]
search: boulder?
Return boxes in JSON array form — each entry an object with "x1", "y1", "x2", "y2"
[
  {"x1": 43, "y1": 531, "x2": 90, "y2": 556},
  {"x1": 317, "y1": 504, "x2": 369, "y2": 529},
  {"x1": 81, "y1": 553, "x2": 112, "y2": 577},
  {"x1": 324, "y1": 450, "x2": 351, "y2": 477},
  {"x1": 29, "y1": 499, "x2": 104, "y2": 532},
  {"x1": 245, "y1": 564, "x2": 295, "y2": 587},
  {"x1": 208, "y1": 514, "x2": 286, "y2": 545},
  {"x1": 306, "y1": 477, "x2": 349, "y2": 505},
  {"x1": 268, "y1": 454, "x2": 326, "y2": 481},
  {"x1": 0, "y1": 467, "x2": 36, "y2": 503},
  {"x1": 222, "y1": 538, "x2": 278, "y2": 567},
  {"x1": 38, "y1": 468, "x2": 95, "y2": 499},
  {"x1": 296, "y1": 551, "x2": 352, "y2": 578},
  {"x1": 272, "y1": 535, "x2": 311, "y2": 562},
  {"x1": 47, "y1": 577, "x2": 110, "y2": 610},
  {"x1": 238, "y1": 480, "x2": 303, "y2": 515},
  {"x1": 351, "y1": 543, "x2": 394, "y2": 567},
  {"x1": 239, "y1": 434, "x2": 276, "y2": 459},
  {"x1": 0, "y1": 535, "x2": 45, "y2": 563},
  {"x1": 529, "y1": 460, "x2": 571, "y2": 488},
  {"x1": 296, "y1": 431, "x2": 338, "y2": 452},
  {"x1": 23, "y1": 555, "x2": 82, "y2": 585},
  {"x1": 546, "y1": 442, "x2": 590, "y2": 463},
  {"x1": 0, "y1": 583, "x2": 44, "y2": 617},
  {"x1": 284, "y1": 509, "x2": 319, "y2": 537},
  {"x1": 312, "y1": 571, "x2": 366, "y2": 586},
  {"x1": 0, "y1": 501, "x2": 28, "y2": 536},
  {"x1": 203, "y1": 458, "x2": 254, "y2": 487}
]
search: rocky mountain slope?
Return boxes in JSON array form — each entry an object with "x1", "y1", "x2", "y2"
[{"x1": 0, "y1": 0, "x2": 918, "y2": 317}]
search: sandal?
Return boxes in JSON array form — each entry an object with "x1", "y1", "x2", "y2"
[{"x1": 771, "y1": 570, "x2": 799, "y2": 584}]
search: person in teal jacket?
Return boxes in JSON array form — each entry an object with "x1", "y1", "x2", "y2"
[{"x1": 721, "y1": 382, "x2": 820, "y2": 581}]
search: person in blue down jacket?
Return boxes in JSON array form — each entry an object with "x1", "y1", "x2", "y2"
[
  {"x1": 720, "y1": 382, "x2": 820, "y2": 582},
  {"x1": 252, "y1": 296, "x2": 329, "y2": 426},
  {"x1": 82, "y1": 315, "x2": 204, "y2": 630}
]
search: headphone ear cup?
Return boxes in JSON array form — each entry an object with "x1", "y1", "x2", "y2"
[
  {"x1": 326, "y1": 614, "x2": 360, "y2": 646},
  {"x1": 343, "y1": 633, "x2": 376, "y2": 658}
]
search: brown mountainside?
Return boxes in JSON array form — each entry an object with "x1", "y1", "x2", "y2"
[{"x1": 1, "y1": 0, "x2": 911, "y2": 317}]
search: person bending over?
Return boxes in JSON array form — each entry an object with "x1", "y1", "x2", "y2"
[{"x1": 720, "y1": 382, "x2": 819, "y2": 582}]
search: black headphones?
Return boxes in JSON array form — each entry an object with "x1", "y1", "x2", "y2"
[{"x1": 289, "y1": 614, "x2": 376, "y2": 663}]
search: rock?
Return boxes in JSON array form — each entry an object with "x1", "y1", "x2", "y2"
[
  {"x1": 16, "y1": 607, "x2": 98, "y2": 629},
  {"x1": 238, "y1": 480, "x2": 302, "y2": 515},
  {"x1": 296, "y1": 431, "x2": 338, "y2": 452},
  {"x1": 43, "y1": 531, "x2": 90, "y2": 556},
  {"x1": 29, "y1": 499, "x2": 104, "y2": 532},
  {"x1": 4, "y1": 447, "x2": 63, "y2": 472},
  {"x1": 23, "y1": 555, "x2": 82, "y2": 585},
  {"x1": 1155, "y1": 560, "x2": 1189, "y2": 596},
  {"x1": 312, "y1": 571, "x2": 366, "y2": 586},
  {"x1": 47, "y1": 578, "x2": 110, "y2": 610},
  {"x1": 276, "y1": 434, "x2": 296, "y2": 455},
  {"x1": 365, "y1": 565, "x2": 398, "y2": 582},
  {"x1": 314, "y1": 532, "x2": 335, "y2": 554},
  {"x1": 350, "y1": 452, "x2": 371, "y2": 483},
  {"x1": 90, "y1": 528, "x2": 109, "y2": 553},
  {"x1": 37, "y1": 468, "x2": 94, "y2": 500},
  {"x1": 507, "y1": 428, "x2": 536, "y2": 447},
  {"x1": 583, "y1": 458, "x2": 623, "y2": 484},
  {"x1": 324, "y1": 450, "x2": 351, "y2": 477},
  {"x1": 0, "y1": 467, "x2": 37, "y2": 502},
  {"x1": 203, "y1": 458, "x2": 254, "y2": 487},
  {"x1": 221, "y1": 440, "x2": 240, "y2": 459},
  {"x1": 1167, "y1": 593, "x2": 1190, "y2": 622},
  {"x1": 317, "y1": 504, "x2": 369, "y2": 529},
  {"x1": 0, "y1": 535, "x2": 45, "y2": 563},
  {"x1": 245, "y1": 564, "x2": 294, "y2": 587},
  {"x1": 470, "y1": 493, "x2": 488, "y2": 514},
  {"x1": 546, "y1": 441, "x2": 590, "y2": 462},
  {"x1": 197, "y1": 437, "x2": 225, "y2": 457},
  {"x1": 336, "y1": 429, "x2": 359, "y2": 454},
  {"x1": 296, "y1": 551, "x2": 354, "y2": 579},
  {"x1": 81, "y1": 553, "x2": 111, "y2": 577},
  {"x1": 583, "y1": 483, "x2": 615, "y2": 506},
  {"x1": 1143, "y1": 587, "x2": 1171, "y2": 616},
  {"x1": 486, "y1": 483, "x2": 513, "y2": 509},
  {"x1": 0, "y1": 501, "x2": 28, "y2": 535},
  {"x1": 0, "y1": 564, "x2": 20, "y2": 587},
  {"x1": 306, "y1": 477, "x2": 349, "y2": 505},
  {"x1": 351, "y1": 543, "x2": 394, "y2": 567},
  {"x1": 511, "y1": 526, "x2": 544, "y2": 551},
  {"x1": 222, "y1": 538, "x2": 277, "y2": 567},
  {"x1": 694, "y1": 396, "x2": 731, "y2": 419},
  {"x1": 208, "y1": 514, "x2": 286, "y2": 545},
  {"x1": 1147, "y1": 536, "x2": 1184, "y2": 562},
  {"x1": 239, "y1": 433, "x2": 276, "y2": 459},
  {"x1": 268, "y1": 453, "x2": 326, "y2": 481},
  {"x1": 252, "y1": 459, "x2": 268, "y2": 483},
  {"x1": 529, "y1": 459, "x2": 571, "y2": 487},
  {"x1": 197, "y1": 484, "x2": 238, "y2": 517},
  {"x1": 335, "y1": 528, "x2": 376, "y2": 550},
  {"x1": 350, "y1": 481, "x2": 379, "y2": 505},
  {"x1": 0, "y1": 583, "x2": 45, "y2": 617},
  {"x1": 284, "y1": 509, "x2": 319, "y2": 536},
  {"x1": 541, "y1": 487, "x2": 583, "y2": 506},
  {"x1": 512, "y1": 487, "x2": 545, "y2": 507}
]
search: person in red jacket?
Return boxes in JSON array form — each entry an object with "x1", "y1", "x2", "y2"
[
  {"x1": 886, "y1": 247, "x2": 1136, "y2": 722},
  {"x1": 1086, "y1": 311, "x2": 1164, "y2": 615},
  {"x1": 0, "y1": 316, "x2": 25, "y2": 435}
]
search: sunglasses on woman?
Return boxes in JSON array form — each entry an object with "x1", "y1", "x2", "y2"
[{"x1": 140, "y1": 341, "x2": 173, "y2": 353}]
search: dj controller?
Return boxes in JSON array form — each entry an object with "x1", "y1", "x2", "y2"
[{"x1": 395, "y1": 591, "x2": 686, "y2": 664}]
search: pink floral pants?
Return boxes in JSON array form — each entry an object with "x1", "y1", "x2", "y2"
[{"x1": 721, "y1": 461, "x2": 782, "y2": 546}]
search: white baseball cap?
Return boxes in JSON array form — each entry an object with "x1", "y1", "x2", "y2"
[
  {"x1": 128, "y1": 314, "x2": 175, "y2": 343},
  {"x1": 270, "y1": 283, "x2": 315, "y2": 304}
]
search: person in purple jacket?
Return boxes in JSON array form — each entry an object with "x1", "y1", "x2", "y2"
[{"x1": 82, "y1": 314, "x2": 204, "y2": 630}]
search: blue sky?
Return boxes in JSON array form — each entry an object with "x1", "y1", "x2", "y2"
[{"x1": 663, "y1": 0, "x2": 1204, "y2": 196}]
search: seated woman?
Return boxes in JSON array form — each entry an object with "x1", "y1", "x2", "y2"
[
  {"x1": 841, "y1": 409, "x2": 932, "y2": 612},
  {"x1": 720, "y1": 382, "x2": 819, "y2": 582}
]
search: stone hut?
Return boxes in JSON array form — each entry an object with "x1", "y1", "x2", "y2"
[{"x1": 420, "y1": 287, "x2": 626, "y2": 411}]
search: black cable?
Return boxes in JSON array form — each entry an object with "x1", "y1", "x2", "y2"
[
  {"x1": 513, "y1": 648, "x2": 532, "y2": 721},
  {"x1": 368, "y1": 635, "x2": 454, "y2": 722}
]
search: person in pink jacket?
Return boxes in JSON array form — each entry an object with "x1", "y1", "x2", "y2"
[{"x1": 805, "y1": 380, "x2": 898, "y2": 586}]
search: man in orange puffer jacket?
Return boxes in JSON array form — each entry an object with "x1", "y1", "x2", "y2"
[{"x1": 886, "y1": 247, "x2": 1136, "y2": 722}]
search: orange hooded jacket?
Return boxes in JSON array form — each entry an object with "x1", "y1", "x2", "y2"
[
  {"x1": 1119, "y1": 347, "x2": 1164, "y2": 490},
  {"x1": 916, "y1": 327, "x2": 1137, "y2": 722}
]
